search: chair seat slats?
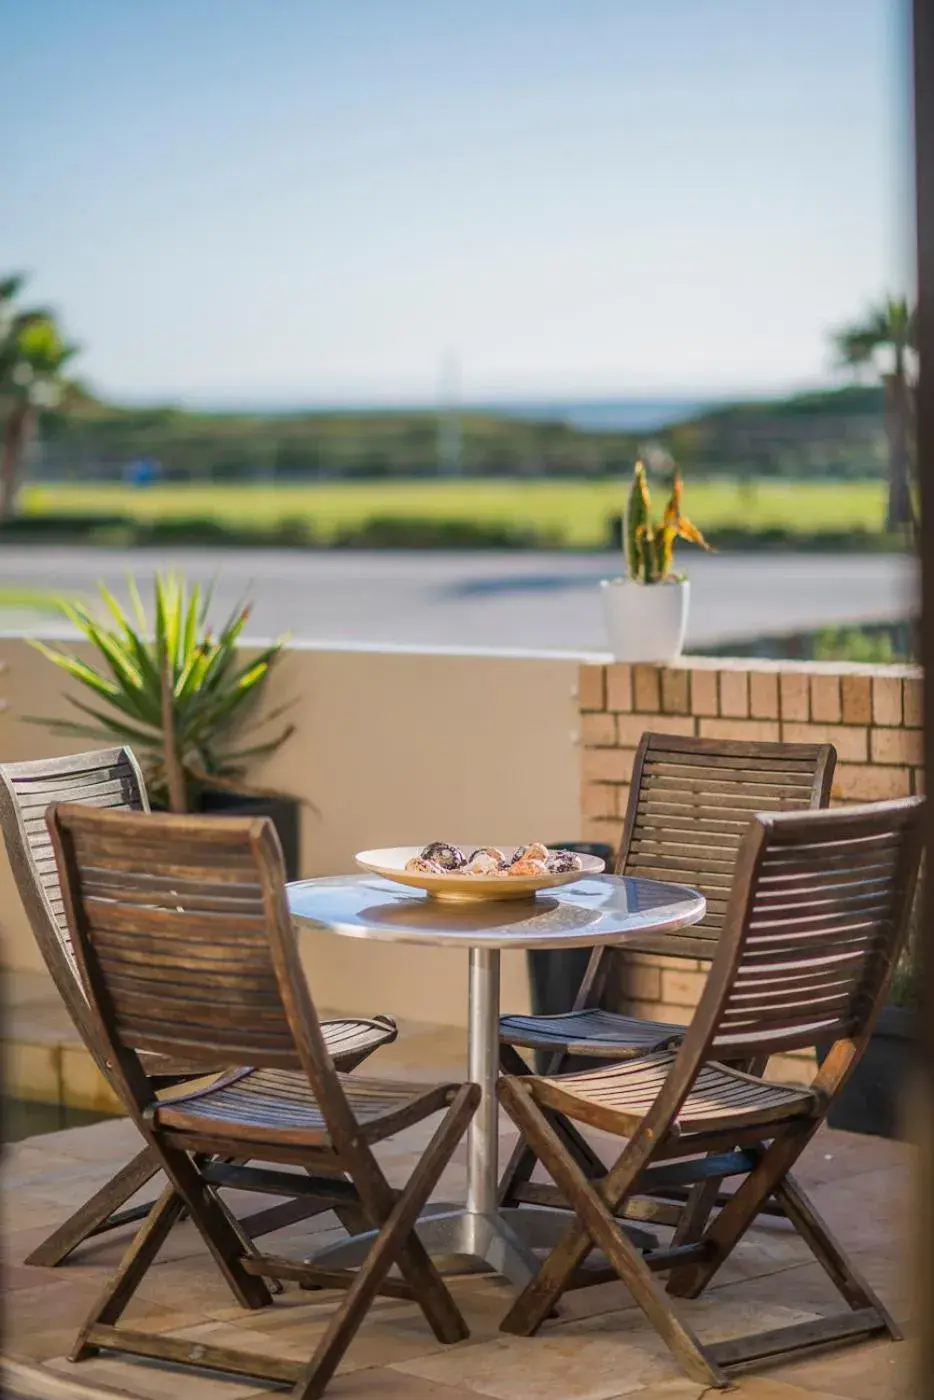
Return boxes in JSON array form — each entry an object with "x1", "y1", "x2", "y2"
[
  {"x1": 534, "y1": 1052, "x2": 817, "y2": 1135},
  {"x1": 500, "y1": 1008, "x2": 685, "y2": 1057},
  {"x1": 156, "y1": 1066, "x2": 460, "y2": 1146}
]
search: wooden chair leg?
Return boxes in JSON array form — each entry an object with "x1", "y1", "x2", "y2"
[
  {"x1": 670, "y1": 1173, "x2": 727, "y2": 1249},
  {"x1": 348, "y1": 1086, "x2": 477, "y2": 1346},
  {"x1": 667, "y1": 1129, "x2": 817, "y2": 1299},
  {"x1": 72, "y1": 1145, "x2": 274, "y2": 1363},
  {"x1": 208, "y1": 1181, "x2": 285, "y2": 1296},
  {"x1": 293, "y1": 1085, "x2": 479, "y2": 1400},
  {"x1": 155, "y1": 1145, "x2": 274, "y2": 1311},
  {"x1": 497, "y1": 1046, "x2": 538, "y2": 1206},
  {"x1": 667, "y1": 1055, "x2": 776, "y2": 1250},
  {"x1": 497, "y1": 1082, "x2": 725, "y2": 1389},
  {"x1": 71, "y1": 1185, "x2": 185, "y2": 1361},
  {"x1": 497, "y1": 1044, "x2": 608, "y2": 1208},
  {"x1": 26, "y1": 1146, "x2": 161, "y2": 1268},
  {"x1": 775, "y1": 1171, "x2": 902, "y2": 1339}
]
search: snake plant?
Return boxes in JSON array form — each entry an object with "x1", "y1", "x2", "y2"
[
  {"x1": 28, "y1": 571, "x2": 294, "y2": 811},
  {"x1": 625, "y1": 460, "x2": 712, "y2": 583}
]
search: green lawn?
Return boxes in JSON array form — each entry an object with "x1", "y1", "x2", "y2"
[
  {"x1": 21, "y1": 478, "x2": 888, "y2": 549},
  {"x1": 0, "y1": 588, "x2": 60, "y2": 610}
]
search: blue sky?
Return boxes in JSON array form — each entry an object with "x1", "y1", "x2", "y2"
[{"x1": 1, "y1": 0, "x2": 912, "y2": 405}]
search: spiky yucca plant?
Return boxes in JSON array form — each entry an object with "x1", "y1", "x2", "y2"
[
  {"x1": 625, "y1": 460, "x2": 712, "y2": 583},
  {"x1": 29, "y1": 572, "x2": 294, "y2": 811}
]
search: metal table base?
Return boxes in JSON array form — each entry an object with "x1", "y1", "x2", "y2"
[
  {"x1": 310, "y1": 1200, "x2": 656, "y2": 1289},
  {"x1": 310, "y1": 946, "x2": 655, "y2": 1287}
]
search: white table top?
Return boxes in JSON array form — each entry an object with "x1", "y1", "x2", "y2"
[{"x1": 287, "y1": 874, "x2": 706, "y2": 951}]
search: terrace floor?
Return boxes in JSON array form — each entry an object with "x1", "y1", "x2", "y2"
[{"x1": 2, "y1": 1025, "x2": 916, "y2": 1400}]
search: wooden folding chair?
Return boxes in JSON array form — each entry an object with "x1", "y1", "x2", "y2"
[
  {"x1": 0, "y1": 748, "x2": 398, "y2": 1266},
  {"x1": 497, "y1": 798, "x2": 923, "y2": 1387},
  {"x1": 46, "y1": 803, "x2": 480, "y2": 1400},
  {"x1": 498, "y1": 733, "x2": 835, "y2": 1227}
]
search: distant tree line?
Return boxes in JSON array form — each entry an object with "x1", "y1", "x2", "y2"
[{"x1": 33, "y1": 387, "x2": 887, "y2": 486}]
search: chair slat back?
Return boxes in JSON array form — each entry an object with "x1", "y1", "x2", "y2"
[
  {"x1": 615, "y1": 733, "x2": 835, "y2": 958},
  {"x1": 703, "y1": 799, "x2": 923, "y2": 1061},
  {"x1": 0, "y1": 748, "x2": 148, "y2": 1029},
  {"x1": 47, "y1": 806, "x2": 307, "y2": 1074}
]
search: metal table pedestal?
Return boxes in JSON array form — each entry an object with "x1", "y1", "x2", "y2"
[{"x1": 309, "y1": 948, "x2": 654, "y2": 1286}]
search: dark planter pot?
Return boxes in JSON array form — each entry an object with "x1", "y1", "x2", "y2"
[
  {"x1": 197, "y1": 788, "x2": 302, "y2": 882},
  {"x1": 525, "y1": 842, "x2": 616, "y2": 1072},
  {"x1": 815, "y1": 1004, "x2": 915, "y2": 1139}
]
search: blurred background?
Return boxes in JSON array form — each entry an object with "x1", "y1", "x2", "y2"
[{"x1": 0, "y1": 0, "x2": 918, "y2": 657}]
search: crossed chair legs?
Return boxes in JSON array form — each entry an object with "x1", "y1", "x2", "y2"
[
  {"x1": 497, "y1": 1043, "x2": 789, "y2": 1248},
  {"x1": 27, "y1": 1039, "x2": 392, "y2": 1270},
  {"x1": 70, "y1": 1085, "x2": 479, "y2": 1400},
  {"x1": 25, "y1": 1145, "x2": 370, "y2": 1270},
  {"x1": 497, "y1": 1079, "x2": 900, "y2": 1389}
]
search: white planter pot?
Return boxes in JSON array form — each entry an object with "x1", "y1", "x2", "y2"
[{"x1": 599, "y1": 578, "x2": 690, "y2": 663}]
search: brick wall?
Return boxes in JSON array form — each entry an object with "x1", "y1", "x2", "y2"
[{"x1": 577, "y1": 656, "x2": 923, "y2": 1082}]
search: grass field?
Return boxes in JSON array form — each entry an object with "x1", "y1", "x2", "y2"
[{"x1": 21, "y1": 478, "x2": 889, "y2": 549}]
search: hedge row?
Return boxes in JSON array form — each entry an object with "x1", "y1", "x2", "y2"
[{"x1": 0, "y1": 512, "x2": 906, "y2": 553}]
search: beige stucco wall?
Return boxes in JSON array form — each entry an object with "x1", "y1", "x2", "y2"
[{"x1": 0, "y1": 636, "x2": 589, "y2": 1026}]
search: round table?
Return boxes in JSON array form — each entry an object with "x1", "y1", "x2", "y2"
[{"x1": 288, "y1": 872, "x2": 706, "y2": 1287}]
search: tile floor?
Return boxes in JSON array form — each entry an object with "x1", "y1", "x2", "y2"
[{"x1": 1, "y1": 1026, "x2": 919, "y2": 1400}]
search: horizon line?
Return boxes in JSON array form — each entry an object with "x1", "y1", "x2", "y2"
[{"x1": 82, "y1": 375, "x2": 855, "y2": 414}]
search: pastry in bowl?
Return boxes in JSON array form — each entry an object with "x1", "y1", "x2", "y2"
[{"x1": 404, "y1": 842, "x2": 584, "y2": 879}]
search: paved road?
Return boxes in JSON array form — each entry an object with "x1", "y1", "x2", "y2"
[{"x1": 0, "y1": 546, "x2": 916, "y2": 652}]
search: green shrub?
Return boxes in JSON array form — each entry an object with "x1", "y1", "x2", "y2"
[
  {"x1": 28, "y1": 571, "x2": 293, "y2": 809},
  {"x1": 331, "y1": 515, "x2": 547, "y2": 549}
]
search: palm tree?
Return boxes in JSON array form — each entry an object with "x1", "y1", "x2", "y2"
[
  {"x1": 0, "y1": 273, "x2": 79, "y2": 521},
  {"x1": 832, "y1": 297, "x2": 916, "y2": 530}
]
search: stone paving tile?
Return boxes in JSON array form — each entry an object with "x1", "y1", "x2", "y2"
[
  {"x1": 707, "y1": 1261, "x2": 851, "y2": 1318},
  {"x1": 561, "y1": 1295, "x2": 822, "y2": 1350},
  {"x1": 21, "y1": 1114, "x2": 141, "y2": 1163},
  {"x1": 765, "y1": 1337, "x2": 915, "y2": 1400},
  {"x1": 791, "y1": 1128, "x2": 910, "y2": 1188},
  {"x1": 392, "y1": 1331, "x2": 683, "y2": 1400},
  {"x1": 45, "y1": 1354, "x2": 273, "y2": 1400},
  {"x1": 849, "y1": 1248, "x2": 918, "y2": 1323},
  {"x1": 320, "y1": 1370, "x2": 487, "y2": 1398},
  {"x1": 5, "y1": 1278, "x2": 128, "y2": 1361},
  {"x1": 622, "y1": 1383, "x2": 707, "y2": 1400},
  {"x1": 709, "y1": 1381, "x2": 851, "y2": 1400},
  {"x1": 175, "y1": 1308, "x2": 452, "y2": 1374},
  {"x1": 621, "y1": 1383, "x2": 706, "y2": 1400}
]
